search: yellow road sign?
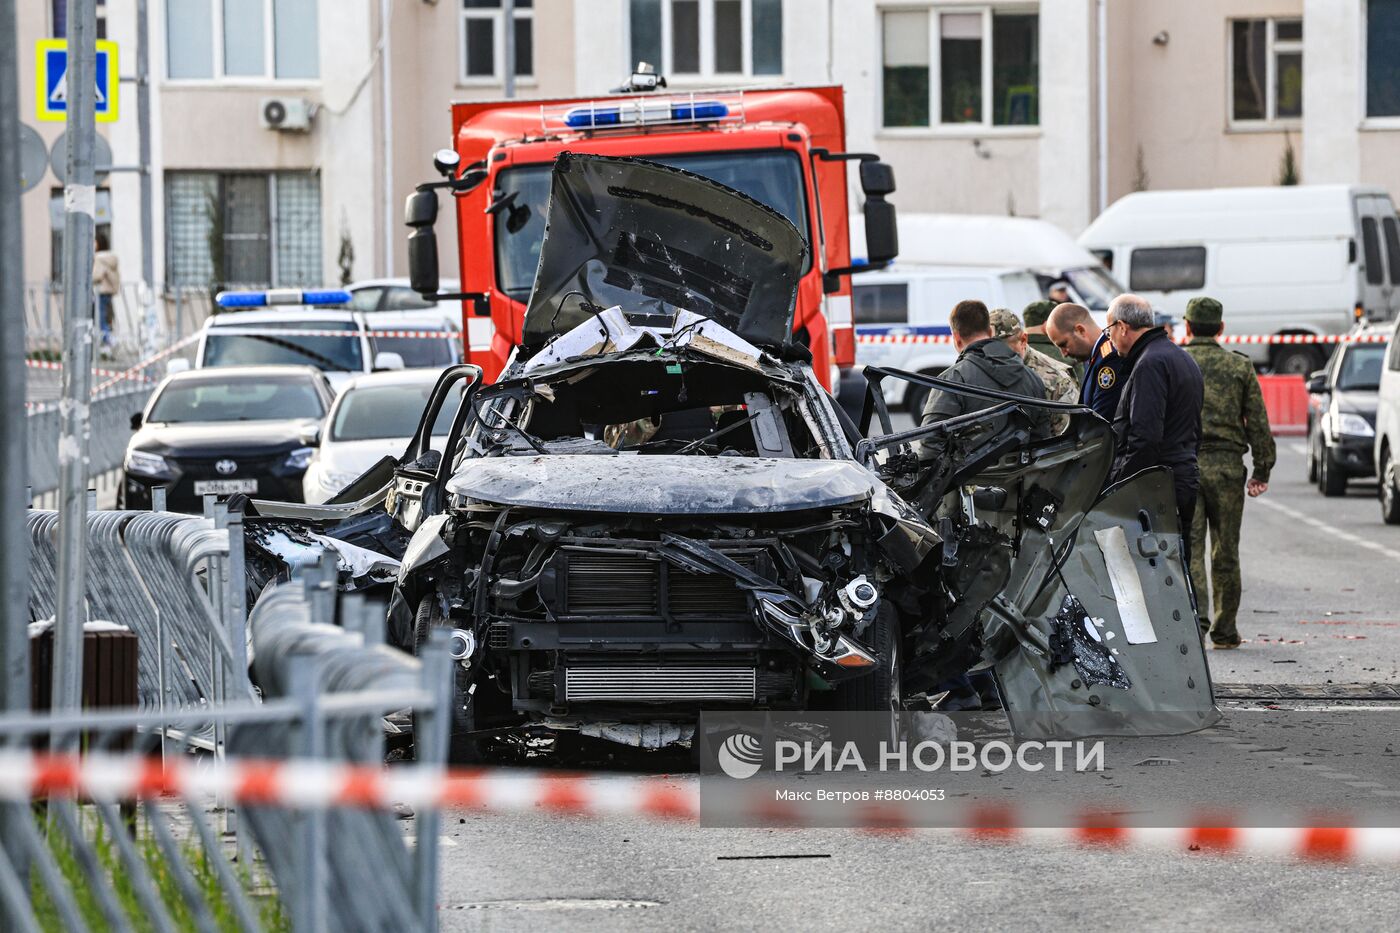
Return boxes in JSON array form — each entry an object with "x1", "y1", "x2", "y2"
[{"x1": 36, "y1": 38, "x2": 120, "y2": 123}]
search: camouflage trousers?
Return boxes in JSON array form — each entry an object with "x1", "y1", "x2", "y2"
[{"x1": 1189, "y1": 452, "x2": 1247, "y2": 644}]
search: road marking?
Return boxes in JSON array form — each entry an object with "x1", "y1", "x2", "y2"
[{"x1": 1252, "y1": 496, "x2": 1400, "y2": 562}]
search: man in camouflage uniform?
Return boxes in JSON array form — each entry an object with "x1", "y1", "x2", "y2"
[
  {"x1": 990, "y1": 308, "x2": 1078, "y2": 434},
  {"x1": 1023, "y1": 300, "x2": 1083, "y2": 383},
  {"x1": 1182, "y1": 297, "x2": 1276, "y2": 649}
]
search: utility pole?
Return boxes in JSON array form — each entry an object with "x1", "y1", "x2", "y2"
[
  {"x1": 52, "y1": 0, "x2": 98, "y2": 718},
  {"x1": 503, "y1": 0, "x2": 516, "y2": 99},
  {"x1": 137, "y1": 0, "x2": 156, "y2": 353},
  {"x1": 0, "y1": 0, "x2": 31, "y2": 714}
]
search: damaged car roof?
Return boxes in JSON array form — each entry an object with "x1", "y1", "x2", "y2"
[{"x1": 520, "y1": 153, "x2": 809, "y2": 353}]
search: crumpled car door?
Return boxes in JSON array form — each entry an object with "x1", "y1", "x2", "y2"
[{"x1": 990, "y1": 467, "x2": 1219, "y2": 738}]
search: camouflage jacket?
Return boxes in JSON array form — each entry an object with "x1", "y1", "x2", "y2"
[
  {"x1": 1183, "y1": 337, "x2": 1277, "y2": 482},
  {"x1": 1024, "y1": 346, "x2": 1078, "y2": 435}
]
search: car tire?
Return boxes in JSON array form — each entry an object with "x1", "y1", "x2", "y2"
[
  {"x1": 1318, "y1": 448, "x2": 1347, "y2": 497},
  {"x1": 831, "y1": 604, "x2": 902, "y2": 713},
  {"x1": 1306, "y1": 432, "x2": 1319, "y2": 483},
  {"x1": 1381, "y1": 449, "x2": 1400, "y2": 526},
  {"x1": 1272, "y1": 346, "x2": 1324, "y2": 376},
  {"x1": 413, "y1": 594, "x2": 481, "y2": 763}
]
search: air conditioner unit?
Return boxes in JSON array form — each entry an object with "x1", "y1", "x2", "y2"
[{"x1": 260, "y1": 97, "x2": 313, "y2": 132}]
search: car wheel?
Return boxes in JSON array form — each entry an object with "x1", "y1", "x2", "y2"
[
  {"x1": 1381, "y1": 449, "x2": 1400, "y2": 525},
  {"x1": 413, "y1": 594, "x2": 481, "y2": 763},
  {"x1": 831, "y1": 604, "x2": 902, "y2": 713},
  {"x1": 1318, "y1": 448, "x2": 1347, "y2": 497},
  {"x1": 1306, "y1": 432, "x2": 1319, "y2": 483},
  {"x1": 1273, "y1": 346, "x2": 1323, "y2": 376}
]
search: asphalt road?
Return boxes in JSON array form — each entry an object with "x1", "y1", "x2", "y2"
[{"x1": 427, "y1": 439, "x2": 1400, "y2": 932}]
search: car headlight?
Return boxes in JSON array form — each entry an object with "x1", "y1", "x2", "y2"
[
  {"x1": 284, "y1": 447, "x2": 316, "y2": 470},
  {"x1": 1334, "y1": 412, "x2": 1375, "y2": 437},
  {"x1": 125, "y1": 450, "x2": 171, "y2": 477},
  {"x1": 322, "y1": 468, "x2": 357, "y2": 491}
]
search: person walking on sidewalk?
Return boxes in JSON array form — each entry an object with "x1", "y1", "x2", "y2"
[
  {"x1": 93, "y1": 231, "x2": 120, "y2": 349},
  {"x1": 1181, "y1": 297, "x2": 1276, "y2": 649}
]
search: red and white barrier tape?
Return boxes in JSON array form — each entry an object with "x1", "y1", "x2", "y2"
[
  {"x1": 3, "y1": 751, "x2": 1398, "y2": 863},
  {"x1": 856, "y1": 333, "x2": 1389, "y2": 346},
  {"x1": 198, "y1": 327, "x2": 460, "y2": 340},
  {"x1": 91, "y1": 333, "x2": 203, "y2": 394},
  {"x1": 24, "y1": 358, "x2": 127, "y2": 379}
]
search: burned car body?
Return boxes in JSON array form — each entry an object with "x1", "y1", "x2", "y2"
[{"x1": 247, "y1": 154, "x2": 1217, "y2": 753}]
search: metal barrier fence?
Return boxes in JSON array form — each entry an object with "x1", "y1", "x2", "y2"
[
  {"x1": 24, "y1": 281, "x2": 216, "y2": 362},
  {"x1": 25, "y1": 385, "x2": 152, "y2": 503},
  {"x1": 0, "y1": 566, "x2": 452, "y2": 933},
  {"x1": 25, "y1": 505, "x2": 249, "y2": 722}
]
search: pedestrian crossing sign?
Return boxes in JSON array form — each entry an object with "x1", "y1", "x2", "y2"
[{"x1": 36, "y1": 39, "x2": 119, "y2": 123}]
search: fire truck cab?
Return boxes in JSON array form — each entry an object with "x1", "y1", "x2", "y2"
[{"x1": 404, "y1": 71, "x2": 898, "y2": 391}]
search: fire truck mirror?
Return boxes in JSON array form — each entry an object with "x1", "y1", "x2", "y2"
[
  {"x1": 859, "y1": 160, "x2": 896, "y2": 198},
  {"x1": 863, "y1": 197, "x2": 898, "y2": 267},
  {"x1": 406, "y1": 189, "x2": 441, "y2": 297}
]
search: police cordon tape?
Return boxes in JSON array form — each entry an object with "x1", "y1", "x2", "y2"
[
  {"x1": 4, "y1": 749, "x2": 1399, "y2": 864},
  {"x1": 856, "y1": 333, "x2": 1391, "y2": 346}
]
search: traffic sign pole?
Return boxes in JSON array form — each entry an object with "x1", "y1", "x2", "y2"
[
  {"x1": 137, "y1": 0, "x2": 156, "y2": 355},
  {"x1": 52, "y1": 0, "x2": 98, "y2": 725}
]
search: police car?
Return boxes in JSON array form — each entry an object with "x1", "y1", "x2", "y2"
[{"x1": 194, "y1": 289, "x2": 462, "y2": 391}]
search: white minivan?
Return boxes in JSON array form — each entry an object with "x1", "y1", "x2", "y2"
[
  {"x1": 852, "y1": 264, "x2": 1044, "y2": 414},
  {"x1": 1079, "y1": 185, "x2": 1400, "y2": 374}
]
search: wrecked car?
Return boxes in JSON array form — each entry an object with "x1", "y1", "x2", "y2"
[{"x1": 245, "y1": 153, "x2": 1217, "y2": 755}]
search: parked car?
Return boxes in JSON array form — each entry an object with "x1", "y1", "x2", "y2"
[
  {"x1": 1079, "y1": 184, "x2": 1400, "y2": 374},
  {"x1": 852, "y1": 264, "x2": 1046, "y2": 413},
  {"x1": 854, "y1": 212, "x2": 1123, "y2": 311},
  {"x1": 196, "y1": 289, "x2": 461, "y2": 390},
  {"x1": 1374, "y1": 318, "x2": 1400, "y2": 523},
  {"x1": 1306, "y1": 340, "x2": 1387, "y2": 496},
  {"x1": 302, "y1": 369, "x2": 455, "y2": 504},
  {"x1": 245, "y1": 154, "x2": 1215, "y2": 758},
  {"x1": 120, "y1": 366, "x2": 333, "y2": 512},
  {"x1": 348, "y1": 277, "x2": 490, "y2": 361}
]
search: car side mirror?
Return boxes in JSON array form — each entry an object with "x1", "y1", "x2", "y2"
[
  {"x1": 405, "y1": 189, "x2": 441, "y2": 297},
  {"x1": 373, "y1": 350, "x2": 406, "y2": 372},
  {"x1": 1305, "y1": 372, "x2": 1327, "y2": 394},
  {"x1": 130, "y1": 412, "x2": 142, "y2": 430},
  {"x1": 860, "y1": 161, "x2": 898, "y2": 267},
  {"x1": 299, "y1": 425, "x2": 322, "y2": 446}
]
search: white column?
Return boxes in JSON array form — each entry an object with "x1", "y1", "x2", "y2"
[
  {"x1": 1037, "y1": 0, "x2": 1094, "y2": 234},
  {"x1": 317, "y1": 0, "x2": 377, "y2": 285},
  {"x1": 1302, "y1": 0, "x2": 1361, "y2": 184}
]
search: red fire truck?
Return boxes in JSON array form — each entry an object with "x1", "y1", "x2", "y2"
[{"x1": 404, "y1": 70, "x2": 898, "y2": 391}]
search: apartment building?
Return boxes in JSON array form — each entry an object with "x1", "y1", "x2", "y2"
[{"x1": 13, "y1": 0, "x2": 1400, "y2": 293}]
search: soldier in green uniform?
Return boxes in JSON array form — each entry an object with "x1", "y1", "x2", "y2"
[
  {"x1": 1024, "y1": 300, "x2": 1083, "y2": 383},
  {"x1": 990, "y1": 308, "x2": 1078, "y2": 434},
  {"x1": 1182, "y1": 297, "x2": 1276, "y2": 649}
]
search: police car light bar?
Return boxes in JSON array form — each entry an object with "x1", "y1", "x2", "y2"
[
  {"x1": 215, "y1": 288, "x2": 352, "y2": 309},
  {"x1": 543, "y1": 92, "x2": 744, "y2": 132}
]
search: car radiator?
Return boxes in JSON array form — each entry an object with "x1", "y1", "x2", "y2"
[{"x1": 564, "y1": 664, "x2": 757, "y2": 702}]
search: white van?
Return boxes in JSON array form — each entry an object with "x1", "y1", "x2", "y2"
[
  {"x1": 853, "y1": 264, "x2": 1043, "y2": 413},
  {"x1": 853, "y1": 213, "x2": 1123, "y2": 311},
  {"x1": 1079, "y1": 185, "x2": 1400, "y2": 374}
]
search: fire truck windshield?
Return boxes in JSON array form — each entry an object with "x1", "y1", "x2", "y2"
[{"x1": 493, "y1": 150, "x2": 810, "y2": 299}]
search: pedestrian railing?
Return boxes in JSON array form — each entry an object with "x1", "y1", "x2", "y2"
[
  {"x1": 25, "y1": 384, "x2": 152, "y2": 503},
  {"x1": 0, "y1": 561, "x2": 452, "y2": 933},
  {"x1": 24, "y1": 281, "x2": 216, "y2": 363}
]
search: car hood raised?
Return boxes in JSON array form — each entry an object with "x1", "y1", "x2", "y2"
[
  {"x1": 447, "y1": 455, "x2": 875, "y2": 514},
  {"x1": 520, "y1": 153, "x2": 808, "y2": 353}
]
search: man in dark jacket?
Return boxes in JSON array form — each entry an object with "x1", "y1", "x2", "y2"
[
  {"x1": 920, "y1": 300, "x2": 1051, "y2": 452},
  {"x1": 1106, "y1": 294, "x2": 1204, "y2": 542},
  {"x1": 1045, "y1": 302, "x2": 1129, "y2": 422}
]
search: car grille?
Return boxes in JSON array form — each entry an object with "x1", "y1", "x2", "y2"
[
  {"x1": 561, "y1": 549, "x2": 755, "y2": 618},
  {"x1": 564, "y1": 665, "x2": 756, "y2": 702}
]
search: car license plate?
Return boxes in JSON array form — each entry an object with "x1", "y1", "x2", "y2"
[{"x1": 193, "y1": 479, "x2": 258, "y2": 495}]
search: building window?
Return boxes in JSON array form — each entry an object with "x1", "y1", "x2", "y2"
[
  {"x1": 461, "y1": 0, "x2": 534, "y2": 82},
  {"x1": 628, "y1": 0, "x2": 783, "y2": 78},
  {"x1": 1368, "y1": 0, "x2": 1400, "y2": 117},
  {"x1": 881, "y1": 6, "x2": 1039, "y2": 130},
  {"x1": 166, "y1": 171, "x2": 322, "y2": 290},
  {"x1": 51, "y1": 1, "x2": 108, "y2": 40},
  {"x1": 1230, "y1": 18, "x2": 1302, "y2": 123},
  {"x1": 165, "y1": 0, "x2": 319, "y2": 81},
  {"x1": 1128, "y1": 246, "x2": 1207, "y2": 293}
]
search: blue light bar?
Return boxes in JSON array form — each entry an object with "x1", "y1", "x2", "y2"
[
  {"x1": 215, "y1": 289, "x2": 351, "y2": 309},
  {"x1": 562, "y1": 100, "x2": 729, "y2": 129}
]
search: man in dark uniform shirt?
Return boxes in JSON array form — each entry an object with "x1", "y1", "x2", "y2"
[{"x1": 1044, "y1": 302, "x2": 1128, "y2": 421}]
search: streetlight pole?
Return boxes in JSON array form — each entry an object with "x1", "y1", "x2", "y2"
[{"x1": 52, "y1": 0, "x2": 99, "y2": 718}]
